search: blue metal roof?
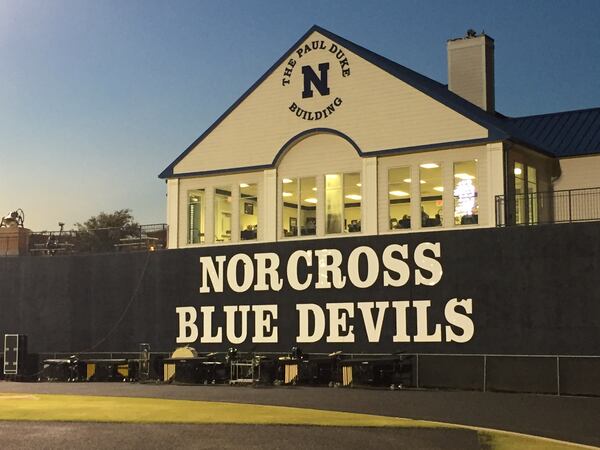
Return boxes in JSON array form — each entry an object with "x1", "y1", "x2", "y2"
[{"x1": 509, "y1": 108, "x2": 600, "y2": 157}]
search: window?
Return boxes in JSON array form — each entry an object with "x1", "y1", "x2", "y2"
[
  {"x1": 388, "y1": 167, "x2": 411, "y2": 230},
  {"x1": 325, "y1": 174, "x2": 343, "y2": 233},
  {"x1": 514, "y1": 162, "x2": 526, "y2": 224},
  {"x1": 187, "y1": 189, "x2": 205, "y2": 244},
  {"x1": 420, "y1": 163, "x2": 443, "y2": 227},
  {"x1": 453, "y1": 160, "x2": 478, "y2": 225},
  {"x1": 325, "y1": 173, "x2": 361, "y2": 234},
  {"x1": 214, "y1": 186, "x2": 232, "y2": 242},
  {"x1": 344, "y1": 173, "x2": 361, "y2": 233},
  {"x1": 527, "y1": 166, "x2": 538, "y2": 224},
  {"x1": 282, "y1": 173, "x2": 360, "y2": 237},
  {"x1": 282, "y1": 177, "x2": 317, "y2": 237},
  {"x1": 240, "y1": 183, "x2": 258, "y2": 240}
]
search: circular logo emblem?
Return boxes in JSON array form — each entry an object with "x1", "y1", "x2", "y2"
[{"x1": 281, "y1": 38, "x2": 351, "y2": 121}]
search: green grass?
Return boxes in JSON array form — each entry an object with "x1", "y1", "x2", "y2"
[{"x1": 0, "y1": 393, "x2": 592, "y2": 450}]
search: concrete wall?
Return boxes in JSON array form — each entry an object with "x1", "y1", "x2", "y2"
[{"x1": 2, "y1": 222, "x2": 600, "y2": 356}]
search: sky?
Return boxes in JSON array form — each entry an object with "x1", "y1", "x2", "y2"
[{"x1": 1, "y1": 0, "x2": 599, "y2": 231}]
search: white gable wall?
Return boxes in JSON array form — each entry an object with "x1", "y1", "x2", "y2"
[{"x1": 172, "y1": 31, "x2": 488, "y2": 176}]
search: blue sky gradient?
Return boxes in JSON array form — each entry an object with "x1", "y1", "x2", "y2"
[{"x1": 1, "y1": 0, "x2": 599, "y2": 230}]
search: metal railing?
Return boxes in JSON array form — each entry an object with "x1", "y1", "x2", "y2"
[
  {"x1": 34, "y1": 350, "x2": 600, "y2": 396},
  {"x1": 29, "y1": 223, "x2": 168, "y2": 255},
  {"x1": 496, "y1": 187, "x2": 600, "y2": 226}
]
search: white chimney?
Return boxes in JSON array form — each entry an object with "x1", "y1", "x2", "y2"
[{"x1": 447, "y1": 30, "x2": 495, "y2": 112}]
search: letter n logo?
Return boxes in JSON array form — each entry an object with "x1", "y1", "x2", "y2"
[{"x1": 301, "y1": 63, "x2": 330, "y2": 99}]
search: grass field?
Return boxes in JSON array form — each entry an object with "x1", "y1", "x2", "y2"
[{"x1": 0, "y1": 393, "x2": 593, "y2": 450}]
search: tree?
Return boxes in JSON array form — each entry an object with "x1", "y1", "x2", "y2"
[{"x1": 74, "y1": 209, "x2": 140, "y2": 252}]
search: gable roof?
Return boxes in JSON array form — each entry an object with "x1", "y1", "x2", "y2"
[
  {"x1": 509, "y1": 108, "x2": 600, "y2": 157},
  {"x1": 159, "y1": 25, "x2": 585, "y2": 179}
]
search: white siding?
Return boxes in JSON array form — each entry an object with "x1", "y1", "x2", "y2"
[
  {"x1": 555, "y1": 155, "x2": 600, "y2": 191},
  {"x1": 172, "y1": 31, "x2": 487, "y2": 175}
]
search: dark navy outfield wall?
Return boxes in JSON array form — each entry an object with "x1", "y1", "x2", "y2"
[{"x1": 0, "y1": 223, "x2": 599, "y2": 355}]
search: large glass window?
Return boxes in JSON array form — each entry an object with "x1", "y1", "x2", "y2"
[
  {"x1": 282, "y1": 177, "x2": 317, "y2": 237},
  {"x1": 325, "y1": 173, "x2": 361, "y2": 234},
  {"x1": 187, "y1": 189, "x2": 205, "y2": 244},
  {"x1": 453, "y1": 161, "x2": 478, "y2": 225},
  {"x1": 514, "y1": 162, "x2": 526, "y2": 224},
  {"x1": 514, "y1": 162, "x2": 539, "y2": 225},
  {"x1": 326, "y1": 174, "x2": 343, "y2": 234},
  {"x1": 214, "y1": 186, "x2": 232, "y2": 242},
  {"x1": 299, "y1": 177, "x2": 317, "y2": 236},
  {"x1": 420, "y1": 163, "x2": 443, "y2": 227},
  {"x1": 388, "y1": 167, "x2": 411, "y2": 229},
  {"x1": 527, "y1": 166, "x2": 538, "y2": 224},
  {"x1": 240, "y1": 183, "x2": 258, "y2": 240},
  {"x1": 344, "y1": 173, "x2": 361, "y2": 233}
]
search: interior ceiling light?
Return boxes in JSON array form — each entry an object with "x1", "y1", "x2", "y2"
[
  {"x1": 282, "y1": 192, "x2": 293, "y2": 197},
  {"x1": 433, "y1": 186, "x2": 444, "y2": 192},
  {"x1": 402, "y1": 178, "x2": 426, "y2": 184},
  {"x1": 304, "y1": 197, "x2": 318, "y2": 204},
  {"x1": 389, "y1": 190, "x2": 409, "y2": 197},
  {"x1": 514, "y1": 167, "x2": 522, "y2": 175},
  {"x1": 420, "y1": 163, "x2": 439, "y2": 169},
  {"x1": 312, "y1": 187, "x2": 317, "y2": 191},
  {"x1": 239, "y1": 183, "x2": 250, "y2": 188},
  {"x1": 356, "y1": 183, "x2": 362, "y2": 187},
  {"x1": 345, "y1": 194, "x2": 362, "y2": 201},
  {"x1": 282, "y1": 178, "x2": 294, "y2": 184},
  {"x1": 454, "y1": 173, "x2": 475, "y2": 180}
]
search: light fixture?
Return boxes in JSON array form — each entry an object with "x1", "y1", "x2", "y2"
[
  {"x1": 514, "y1": 167, "x2": 522, "y2": 175},
  {"x1": 433, "y1": 186, "x2": 444, "y2": 192},
  {"x1": 389, "y1": 190, "x2": 409, "y2": 197},
  {"x1": 282, "y1": 178, "x2": 294, "y2": 184},
  {"x1": 312, "y1": 187, "x2": 317, "y2": 191},
  {"x1": 345, "y1": 194, "x2": 362, "y2": 201},
  {"x1": 454, "y1": 173, "x2": 475, "y2": 180},
  {"x1": 239, "y1": 183, "x2": 250, "y2": 188},
  {"x1": 356, "y1": 183, "x2": 362, "y2": 187},
  {"x1": 304, "y1": 197, "x2": 318, "y2": 204},
  {"x1": 282, "y1": 192, "x2": 293, "y2": 197},
  {"x1": 420, "y1": 163, "x2": 439, "y2": 169},
  {"x1": 402, "y1": 178, "x2": 426, "y2": 184}
]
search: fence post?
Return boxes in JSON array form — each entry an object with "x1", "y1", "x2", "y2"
[
  {"x1": 483, "y1": 355, "x2": 487, "y2": 392},
  {"x1": 495, "y1": 196, "x2": 499, "y2": 226},
  {"x1": 416, "y1": 354, "x2": 419, "y2": 389},
  {"x1": 556, "y1": 356, "x2": 561, "y2": 396}
]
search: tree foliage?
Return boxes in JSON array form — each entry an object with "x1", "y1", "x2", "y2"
[{"x1": 74, "y1": 209, "x2": 140, "y2": 252}]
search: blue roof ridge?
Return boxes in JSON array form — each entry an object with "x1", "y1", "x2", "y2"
[{"x1": 510, "y1": 106, "x2": 600, "y2": 121}]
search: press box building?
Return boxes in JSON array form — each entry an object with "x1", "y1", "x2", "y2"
[{"x1": 159, "y1": 26, "x2": 600, "y2": 249}]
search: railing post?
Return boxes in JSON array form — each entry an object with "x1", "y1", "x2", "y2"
[{"x1": 568, "y1": 190, "x2": 572, "y2": 223}]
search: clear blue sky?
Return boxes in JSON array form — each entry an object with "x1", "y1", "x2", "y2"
[{"x1": 1, "y1": 0, "x2": 599, "y2": 231}]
